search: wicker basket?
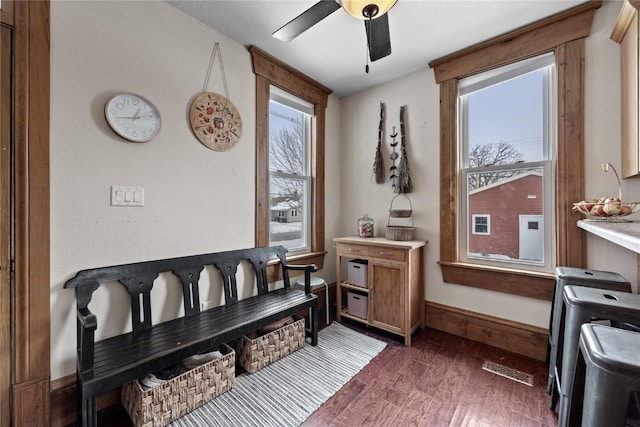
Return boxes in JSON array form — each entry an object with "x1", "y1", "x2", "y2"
[
  {"x1": 234, "y1": 318, "x2": 305, "y2": 373},
  {"x1": 388, "y1": 194, "x2": 413, "y2": 218},
  {"x1": 385, "y1": 225, "x2": 415, "y2": 241},
  {"x1": 389, "y1": 209, "x2": 412, "y2": 218},
  {"x1": 386, "y1": 195, "x2": 415, "y2": 241},
  {"x1": 121, "y1": 344, "x2": 235, "y2": 427}
]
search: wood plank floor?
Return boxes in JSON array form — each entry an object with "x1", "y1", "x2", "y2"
[
  {"x1": 302, "y1": 320, "x2": 557, "y2": 427},
  {"x1": 85, "y1": 321, "x2": 558, "y2": 427}
]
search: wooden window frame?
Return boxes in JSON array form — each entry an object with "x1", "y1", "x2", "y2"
[
  {"x1": 429, "y1": 1, "x2": 602, "y2": 301},
  {"x1": 249, "y1": 46, "x2": 331, "y2": 281}
]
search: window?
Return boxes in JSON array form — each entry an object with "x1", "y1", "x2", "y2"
[
  {"x1": 429, "y1": 2, "x2": 599, "y2": 300},
  {"x1": 472, "y1": 215, "x2": 490, "y2": 235},
  {"x1": 250, "y1": 46, "x2": 331, "y2": 274},
  {"x1": 459, "y1": 54, "x2": 555, "y2": 271},
  {"x1": 269, "y1": 87, "x2": 312, "y2": 252}
]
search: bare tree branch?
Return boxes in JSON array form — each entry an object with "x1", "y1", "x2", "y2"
[
  {"x1": 468, "y1": 141, "x2": 524, "y2": 190},
  {"x1": 269, "y1": 114, "x2": 305, "y2": 211}
]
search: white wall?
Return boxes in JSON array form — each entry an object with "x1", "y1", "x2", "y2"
[
  {"x1": 339, "y1": 0, "x2": 638, "y2": 329},
  {"x1": 584, "y1": 0, "x2": 640, "y2": 292},
  {"x1": 50, "y1": 1, "x2": 341, "y2": 381},
  {"x1": 50, "y1": 0, "x2": 638, "y2": 383}
]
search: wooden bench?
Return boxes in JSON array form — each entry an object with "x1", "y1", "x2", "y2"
[{"x1": 64, "y1": 245, "x2": 318, "y2": 427}]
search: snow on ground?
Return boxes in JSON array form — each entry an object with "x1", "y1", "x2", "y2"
[{"x1": 270, "y1": 221, "x2": 302, "y2": 233}]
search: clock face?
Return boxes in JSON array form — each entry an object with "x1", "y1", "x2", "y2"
[{"x1": 104, "y1": 93, "x2": 161, "y2": 142}]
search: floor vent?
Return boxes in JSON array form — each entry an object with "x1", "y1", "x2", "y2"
[{"x1": 482, "y1": 360, "x2": 534, "y2": 387}]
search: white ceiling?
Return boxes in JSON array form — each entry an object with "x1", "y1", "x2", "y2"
[{"x1": 168, "y1": 0, "x2": 590, "y2": 98}]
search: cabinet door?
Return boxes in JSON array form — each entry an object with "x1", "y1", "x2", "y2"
[{"x1": 370, "y1": 262, "x2": 405, "y2": 333}]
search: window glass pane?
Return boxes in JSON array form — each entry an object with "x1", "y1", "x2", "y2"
[
  {"x1": 460, "y1": 53, "x2": 554, "y2": 271},
  {"x1": 269, "y1": 175, "x2": 308, "y2": 251},
  {"x1": 269, "y1": 101, "x2": 308, "y2": 175},
  {"x1": 465, "y1": 69, "x2": 546, "y2": 165},
  {"x1": 268, "y1": 89, "x2": 311, "y2": 253},
  {"x1": 467, "y1": 167, "x2": 545, "y2": 263}
]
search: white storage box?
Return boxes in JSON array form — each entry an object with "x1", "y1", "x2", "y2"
[
  {"x1": 347, "y1": 292, "x2": 368, "y2": 319},
  {"x1": 347, "y1": 259, "x2": 368, "y2": 288}
]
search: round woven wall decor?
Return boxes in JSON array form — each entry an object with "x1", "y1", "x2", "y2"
[{"x1": 189, "y1": 92, "x2": 243, "y2": 151}]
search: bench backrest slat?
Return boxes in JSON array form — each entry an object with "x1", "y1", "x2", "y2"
[
  {"x1": 213, "y1": 261, "x2": 240, "y2": 305},
  {"x1": 64, "y1": 246, "x2": 289, "y2": 333},
  {"x1": 120, "y1": 273, "x2": 158, "y2": 331},
  {"x1": 249, "y1": 252, "x2": 272, "y2": 296},
  {"x1": 173, "y1": 267, "x2": 204, "y2": 317}
]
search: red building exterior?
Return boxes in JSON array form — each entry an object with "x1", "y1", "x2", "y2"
[{"x1": 468, "y1": 172, "x2": 543, "y2": 260}]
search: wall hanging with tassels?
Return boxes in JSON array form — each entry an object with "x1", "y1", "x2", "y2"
[
  {"x1": 395, "y1": 105, "x2": 413, "y2": 194},
  {"x1": 372, "y1": 101, "x2": 385, "y2": 183}
]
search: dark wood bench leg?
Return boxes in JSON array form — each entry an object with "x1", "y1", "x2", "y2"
[{"x1": 79, "y1": 394, "x2": 97, "y2": 427}]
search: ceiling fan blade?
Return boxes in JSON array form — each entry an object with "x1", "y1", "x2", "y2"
[
  {"x1": 365, "y1": 14, "x2": 392, "y2": 62},
  {"x1": 273, "y1": 1, "x2": 341, "y2": 42}
]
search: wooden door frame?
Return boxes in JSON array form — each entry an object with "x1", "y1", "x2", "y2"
[
  {"x1": 3, "y1": 0, "x2": 51, "y2": 425},
  {"x1": 0, "y1": 21, "x2": 12, "y2": 427}
]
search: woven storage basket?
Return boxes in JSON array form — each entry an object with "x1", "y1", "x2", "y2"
[
  {"x1": 388, "y1": 194, "x2": 413, "y2": 218},
  {"x1": 386, "y1": 195, "x2": 415, "y2": 241},
  {"x1": 389, "y1": 209, "x2": 412, "y2": 218},
  {"x1": 121, "y1": 344, "x2": 235, "y2": 427},
  {"x1": 234, "y1": 318, "x2": 305, "y2": 373},
  {"x1": 385, "y1": 225, "x2": 415, "y2": 241}
]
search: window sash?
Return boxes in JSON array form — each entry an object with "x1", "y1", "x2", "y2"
[
  {"x1": 268, "y1": 99, "x2": 311, "y2": 176},
  {"x1": 458, "y1": 55, "x2": 556, "y2": 272},
  {"x1": 458, "y1": 52, "x2": 555, "y2": 96},
  {"x1": 269, "y1": 173, "x2": 311, "y2": 253},
  {"x1": 460, "y1": 162, "x2": 554, "y2": 270},
  {"x1": 459, "y1": 55, "x2": 556, "y2": 169},
  {"x1": 268, "y1": 87, "x2": 312, "y2": 254}
]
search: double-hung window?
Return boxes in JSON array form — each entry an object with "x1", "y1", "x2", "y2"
[
  {"x1": 268, "y1": 87, "x2": 312, "y2": 253},
  {"x1": 459, "y1": 53, "x2": 555, "y2": 271},
  {"x1": 431, "y1": 3, "x2": 596, "y2": 299},
  {"x1": 472, "y1": 215, "x2": 490, "y2": 235},
  {"x1": 250, "y1": 46, "x2": 331, "y2": 275}
]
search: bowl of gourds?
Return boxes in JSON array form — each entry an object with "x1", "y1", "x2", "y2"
[{"x1": 572, "y1": 163, "x2": 640, "y2": 221}]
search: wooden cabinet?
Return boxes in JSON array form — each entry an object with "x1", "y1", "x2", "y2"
[
  {"x1": 334, "y1": 236, "x2": 426, "y2": 345},
  {"x1": 612, "y1": 0, "x2": 640, "y2": 178}
]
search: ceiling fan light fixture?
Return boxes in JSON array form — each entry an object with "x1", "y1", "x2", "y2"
[{"x1": 341, "y1": 0, "x2": 397, "y2": 20}]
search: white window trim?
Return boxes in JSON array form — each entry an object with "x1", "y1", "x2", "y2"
[
  {"x1": 268, "y1": 87, "x2": 313, "y2": 254},
  {"x1": 472, "y1": 214, "x2": 490, "y2": 235},
  {"x1": 458, "y1": 54, "x2": 556, "y2": 272}
]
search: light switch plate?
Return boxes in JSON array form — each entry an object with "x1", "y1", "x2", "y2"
[{"x1": 111, "y1": 185, "x2": 144, "y2": 207}]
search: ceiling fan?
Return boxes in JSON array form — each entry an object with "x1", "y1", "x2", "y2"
[{"x1": 273, "y1": 0, "x2": 398, "y2": 71}]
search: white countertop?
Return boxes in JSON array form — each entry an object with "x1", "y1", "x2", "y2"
[{"x1": 577, "y1": 220, "x2": 640, "y2": 254}]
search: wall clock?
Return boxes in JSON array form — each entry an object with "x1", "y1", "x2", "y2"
[
  {"x1": 189, "y1": 92, "x2": 243, "y2": 151},
  {"x1": 104, "y1": 93, "x2": 161, "y2": 142}
]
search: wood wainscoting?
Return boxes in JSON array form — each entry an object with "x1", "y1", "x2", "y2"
[
  {"x1": 425, "y1": 301, "x2": 548, "y2": 361},
  {"x1": 51, "y1": 375, "x2": 121, "y2": 427}
]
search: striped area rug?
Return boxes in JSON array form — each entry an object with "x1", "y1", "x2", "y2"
[{"x1": 171, "y1": 322, "x2": 387, "y2": 427}]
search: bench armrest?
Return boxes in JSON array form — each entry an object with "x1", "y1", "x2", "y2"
[
  {"x1": 78, "y1": 307, "x2": 97, "y2": 331},
  {"x1": 77, "y1": 307, "x2": 97, "y2": 374},
  {"x1": 283, "y1": 263, "x2": 318, "y2": 294}
]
